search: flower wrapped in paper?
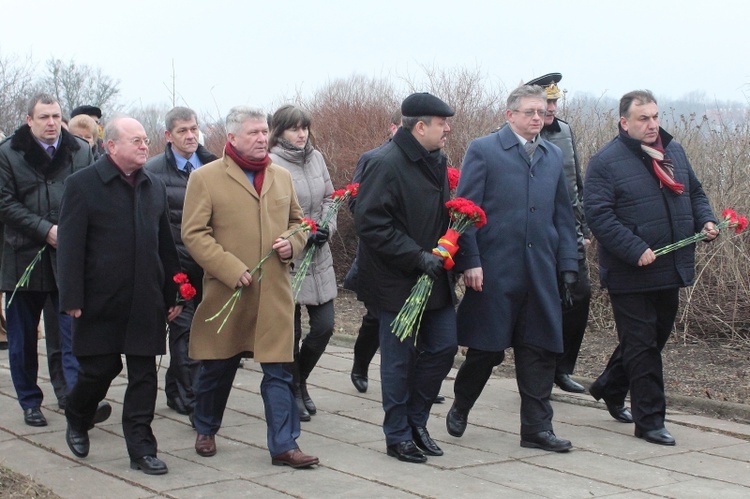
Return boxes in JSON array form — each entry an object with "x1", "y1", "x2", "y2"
[
  {"x1": 207, "y1": 217, "x2": 316, "y2": 333},
  {"x1": 291, "y1": 183, "x2": 359, "y2": 299},
  {"x1": 391, "y1": 197, "x2": 487, "y2": 342},
  {"x1": 653, "y1": 208, "x2": 747, "y2": 257}
]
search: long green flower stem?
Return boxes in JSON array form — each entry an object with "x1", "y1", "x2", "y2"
[
  {"x1": 391, "y1": 274, "x2": 434, "y2": 343},
  {"x1": 7, "y1": 244, "x2": 47, "y2": 307},
  {"x1": 291, "y1": 194, "x2": 351, "y2": 299},
  {"x1": 653, "y1": 218, "x2": 732, "y2": 257},
  {"x1": 206, "y1": 223, "x2": 312, "y2": 333}
]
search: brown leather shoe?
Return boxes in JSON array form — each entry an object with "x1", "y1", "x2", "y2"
[
  {"x1": 195, "y1": 434, "x2": 216, "y2": 457},
  {"x1": 271, "y1": 448, "x2": 319, "y2": 468}
]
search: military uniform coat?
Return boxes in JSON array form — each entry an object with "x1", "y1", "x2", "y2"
[
  {"x1": 182, "y1": 153, "x2": 306, "y2": 362},
  {"x1": 57, "y1": 157, "x2": 181, "y2": 356},
  {"x1": 455, "y1": 125, "x2": 578, "y2": 353}
]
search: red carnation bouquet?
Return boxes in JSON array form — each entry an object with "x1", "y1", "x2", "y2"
[
  {"x1": 447, "y1": 166, "x2": 460, "y2": 192},
  {"x1": 173, "y1": 272, "x2": 197, "y2": 304},
  {"x1": 391, "y1": 197, "x2": 487, "y2": 342},
  {"x1": 291, "y1": 183, "x2": 359, "y2": 299},
  {"x1": 207, "y1": 217, "x2": 316, "y2": 333},
  {"x1": 653, "y1": 208, "x2": 748, "y2": 257}
]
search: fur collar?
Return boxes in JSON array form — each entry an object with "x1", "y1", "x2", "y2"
[{"x1": 10, "y1": 124, "x2": 83, "y2": 176}]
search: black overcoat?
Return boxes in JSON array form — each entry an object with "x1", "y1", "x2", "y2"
[
  {"x1": 354, "y1": 128, "x2": 454, "y2": 313},
  {"x1": 57, "y1": 156, "x2": 180, "y2": 356}
]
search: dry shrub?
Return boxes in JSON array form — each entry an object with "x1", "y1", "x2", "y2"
[{"x1": 288, "y1": 69, "x2": 750, "y2": 345}]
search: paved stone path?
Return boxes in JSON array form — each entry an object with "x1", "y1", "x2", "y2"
[{"x1": 1, "y1": 339, "x2": 749, "y2": 498}]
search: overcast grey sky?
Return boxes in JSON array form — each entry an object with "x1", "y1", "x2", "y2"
[{"x1": 2, "y1": 0, "x2": 747, "y2": 116}]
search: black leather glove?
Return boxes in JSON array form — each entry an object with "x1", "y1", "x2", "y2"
[
  {"x1": 417, "y1": 251, "x2": 444, "y2": 280},
  {"x1": 559, "y1": 271, "x2": 578, "y2": 309},
  {"x1": 308, "y1": 226, "x2": 330, "y2": 247}
]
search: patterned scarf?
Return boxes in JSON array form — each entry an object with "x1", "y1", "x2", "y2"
[
  {"x1": 225, "y1": 141, "x2": 269, "y2": 194},
  {"x1": 641, "y1": 136, "x2": 684, "y2": 195}
]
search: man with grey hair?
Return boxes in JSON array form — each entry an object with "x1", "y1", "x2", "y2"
[
  {"x1": 447, "y1": 85, "x2": 578, "y2": 452},
  {"x1": 58, "y1": 116, "x2": 182, "y2": 474},
  {"x1": 146, "y1": 107, "x2": 217, "y2": 417},
  {"x1": 182, "y1": 106, "x2": 319, "y2": 468}
]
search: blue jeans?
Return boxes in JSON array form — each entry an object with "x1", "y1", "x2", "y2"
[
  {"x1": 6, "y1": 290, "x2": 78, "y2": 409},
  {"x1": 193, "y1": 355, "x2": 300, "y2": 456},
  {"x1": 379, "y1": 305, "x2": 457, "y2": 446}
]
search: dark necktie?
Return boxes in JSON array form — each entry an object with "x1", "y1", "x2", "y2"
[
  {"x1": 524, "y1": 140, "x2": 537, "y2": 160},
  {"x1": 185, "y1": 161, "x2": 194, "y2": 175},
  {"x1": 46, "y1": 146, "x2": 55, "y2": 158}
]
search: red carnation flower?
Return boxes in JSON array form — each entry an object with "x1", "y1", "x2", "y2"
[
  {"x1": 179, "y1": 282, "x2": 197, "y2": 301},
  {"x1": 173, "y1": 272, "x2": 189, "y2": 284}
]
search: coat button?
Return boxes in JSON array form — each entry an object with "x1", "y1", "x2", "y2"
[
  {"x1": 527, "y1": 243, "x2": 533, "y2": 248},
  {"x1": 529, "y1": 173, "x2": 534, "y2": 178},
  {"x1": 530, "y1": 207, "x2": 536, "y2": 212}
]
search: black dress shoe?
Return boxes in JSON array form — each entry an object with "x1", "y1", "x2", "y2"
[
  {"x1": 93, "y1": 401, "x2": 112, "y2": 425},
  {"x1": 434, "y1": 393, "x2": 446, "y2": 404},
  {"x1": 520, "y1": 430, "x2": 572, "y2": 452},
  {"x1": 0, "y1": 340, "x2": 8, "y2": 350},
  {"x1": 23, "y1": 407, "x2": 47, "y2": 427},
  {"x1": 555, "y1": 374, "x2": 585, "y2": 393},
  {"x1": 350, "y1": 371, "x2": 368, "y2": 393},
  {"x1": 412, "y1": 426, "x2": 443, "y2": 456},
  {"x1": 66, "y1": 424, "x2": 89, "y2": 458},
  {"x1": 446, "y1": 404, "x2": 468, "y2": 437},
  {"x1": 635, "y1": 427, "x2": 675, "y2": 446},
  {"x1": 605, "y1": 401, "x2": 633, "y2": 424},
  {"x1": 130, "y1": 455, "x2": 169, "y2": 475},
  {"x1": 386, "y1": 440, "x2": 427, "y2": 463}
]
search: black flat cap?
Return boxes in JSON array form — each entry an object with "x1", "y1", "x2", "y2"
[
  {"x1": 526, "y1": 73, "x2": 563, "y2": 99},
  {"x1": 70, "y1": 105, "x2": 102, "y2": 119},
  {"x1": 401, "y1": 92, "x2": 454, "y2": 118}
]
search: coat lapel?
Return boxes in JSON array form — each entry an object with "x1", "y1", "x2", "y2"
[{"x1": 223, "y1": 154, "x2": 260, "y2": 200}]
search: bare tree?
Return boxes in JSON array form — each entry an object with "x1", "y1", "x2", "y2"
[
  {"x1": 41, "y1": 58, "x2": 120, "y2": 117},
  {"x1": 0, "y1": 53, "x2": 37, "y2": 135}
]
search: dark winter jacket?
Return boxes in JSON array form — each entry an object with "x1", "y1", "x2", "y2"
[
  {"x1": 584, "y1": 128, "x2": 716, "y2": 294},
  {"x1": 145, "y1": 143, "x2": 217, "y2": 298},
  {"x1": 0, "y1": 125, "x2": 93, "y2": 291},
  {"x1": 57, "y1": 156, "x2": 181, "y2": 356},
  {"x1": 354, "y1": 127, "x2": 454, "y2": 313}
]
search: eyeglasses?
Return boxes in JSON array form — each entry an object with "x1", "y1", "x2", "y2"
[
  {"x1": 120, "y1": 137, "x2": 151, "y2": 146},
  {"x1": 513, "y1": 109, "x2": 548, "y2": 118}
]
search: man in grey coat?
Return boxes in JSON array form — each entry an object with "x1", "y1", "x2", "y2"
[{"x1": 447, "y1": 85, "x2": 578, "y2": 452}]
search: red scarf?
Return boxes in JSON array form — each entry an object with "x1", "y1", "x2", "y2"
[
  {"x1": 225, "y1": 141, "x2": 269, "y2": 194},
  {"x1": 641, "y1": 136, "x2": 684, "y2": 195}
]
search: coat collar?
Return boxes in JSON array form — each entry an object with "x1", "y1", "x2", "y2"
[
  {"x1": 163, "y1": 143, "x2": 217, "y2": 170},
  {"x1": 617, "y1": 125, "x2": 674, "y2": 156},
  {"x1": 222, "y1": 151, "x2": 276, "y2": 199},
  {"x1": 95, "y1": 155, "x2": 154, "y2": 186},
  {"x1": 9, "y1": 125, "x2": 83, "y2": 175}
]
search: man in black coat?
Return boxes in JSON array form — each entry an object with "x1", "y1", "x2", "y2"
[
  {"x1": 58, "y1": 116, "x2": 182, "y2": 474},
  {"x1": 0, "y1": 93, "x2": 95, "y2": 426},
  {"x1": 584, "y1": 90, "x2": 717, "y2": 446},
  {"x1": 146, "y1": 107, "x2": 217, "y2": 417},
  {"x1": 355, "y1": 93, "x2": 457, "y2": 464}
]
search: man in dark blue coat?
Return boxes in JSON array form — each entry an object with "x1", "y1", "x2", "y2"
[
  {"x1": 584, "y1": 90, "x2": 717, "y2": 446},
  {"x1": 355, "y1": 93, "x2": 457, "y2": 463},
  {"x1": 447, "y1": 85, "x2": 578, "y2": 452}
]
